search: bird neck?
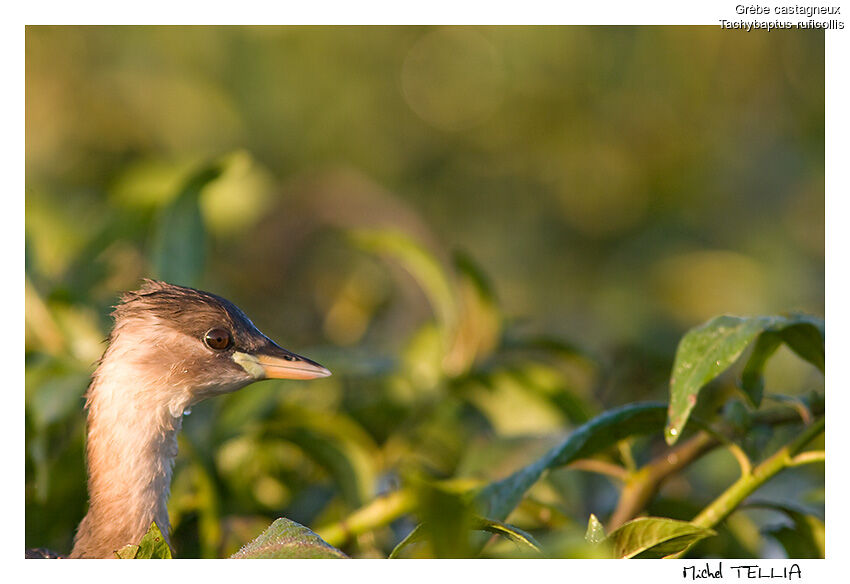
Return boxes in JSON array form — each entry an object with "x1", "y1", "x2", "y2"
[{"x1": 70, "y1": 341, "x2": 192, "y2": 558}]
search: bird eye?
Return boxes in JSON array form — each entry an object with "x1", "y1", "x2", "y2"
[{"x1": 203, "y1": 328, "x2": 232, "y2": 351}]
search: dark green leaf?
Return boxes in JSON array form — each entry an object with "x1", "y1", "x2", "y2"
[
  {"x1": 231, "y1": 517, "x2": 347, "y2": 559},
  {"x1": 475, "y1": 402, "x2": 666, "y2": 524},
  {"x1": 747, "y1": 501, "x2": 824, "y2": 558},
  {"x1": 764, "y1": 523, "x2": 824, "y2": 559},
  {"x1": 280, "y1": 427, "x2": 372, "y2": 508},
  {"x1": 389, "y1": 517, "x2": 540, "y2": 559},
  {"x1": 741, "y1": 332, "x2": 782, "y2": 408},
  {"x1": 608, "y1": 517, "x2": 715, "y2": 559},
  {"x1": 666, "y1": 314, "x2": 824, "y2": 445},
  {"x1": 780, "y1": 320, "x2": 825, "y2": 373},
  {"x1": 502, "y1": 334, "x2": 593, "y2": 366},
  {"x1": 722, "y1": 399, "x2": 752, "y2": 433},
  {"x1": 265, "y1": 412, "x2": 377, "y2": 509},
  {"x1": 150, "y1": 164, "x2": 223, "y2": 287},
  {"x1": 741, "y1": 424, "x2": 776, "y2": 462},
  {"x1": 411, "y1": 478, "x2": 478, "y2": 558}
]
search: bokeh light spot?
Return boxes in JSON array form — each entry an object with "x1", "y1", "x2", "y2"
[{"x1": 401, "y1": 28, "x2": 504, "y2": 131}]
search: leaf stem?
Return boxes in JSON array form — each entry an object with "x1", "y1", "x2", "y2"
[
  {"x1": 689, "y1": 416, "x2": 823, "y2": 531},
  {"x1": 789, "y1": 450, "x2": 825, "y2": 466},
  {"x1": 726, "y1": 442, "x2": 753, "y2": 477},
  {"x1": 609, "y1": 431, "x2": 715, "y2": 530},
  {"x1": 567, "y1": 458, "x2": 629, "y2": 481},
  {"x1": 608, "y1": 398, "x2": 823, "y2": 531}
]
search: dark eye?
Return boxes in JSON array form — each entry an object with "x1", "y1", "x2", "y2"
[{"x1": 204, "y1": 328, "x2": 232, "y2": 351}]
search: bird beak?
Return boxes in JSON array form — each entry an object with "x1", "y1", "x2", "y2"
[{"x1": 232, "y1": 345, "x2": 332, "y2": 380}]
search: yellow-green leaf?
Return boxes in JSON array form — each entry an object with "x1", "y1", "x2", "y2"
[
  {"x1": 231, "y1": 517, "x2": 347, "y2": 559},
  {"x1": 585, "y1": 514, "x2": 607, "y2": 545},
  {"x1": 474, "y1": 517, "x2": 541, "y2": 553},
  {"x1": 115, "y1": 522, "x2": 172, "y2": 559},
  {"x1": 135, "y1": 522, "x2": 173, "y2": 559},
  {"x1": 351, "y1": 229, "x2": 457, "y2": 340},
  {"x1": 114, "y1": 545, "x2": 139, "y2": 559},
  {"x1": 609, "y1": 517, "x2": 715, "y2": 559},
  {"x1": 666, "y1": 314, "x2": 824, "y2": 445}
]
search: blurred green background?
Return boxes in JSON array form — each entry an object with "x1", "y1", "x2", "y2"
[{"x1": 25, "y1": 26, "x2": 824, "y2": 558}]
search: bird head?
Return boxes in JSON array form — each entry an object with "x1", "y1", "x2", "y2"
[{"x1": 97, "y1": 280, "x2": 330, "y2": 417}]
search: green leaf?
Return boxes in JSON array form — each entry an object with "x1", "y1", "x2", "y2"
[
  {"x1": 443, "y1": 251, "x2": 502, "y2": 376},
  {"x1": 667, "y1": 316, "x2": 776, "y2": 444},
  {"x1": 475, "y1": 402, "x2": 667, "y2": 525},
  {"x1": 722, "y1": 399, "x2": 752, "y2": 433},
  {"x1": 135, "y1": 522, "x2": 173, "y2": 558},
  {"x1": 114, "y1": 545, "x2": 139, "y2": 559},
  {"x1": 608, "y1": 517, "x2": 716, "y2": 559},
  {"x1": 780, "y1": 319, "x2": 825, "y2": 373},
  {"x1": 503, "y1": 334, "x2": 591, "y2": 363},
  {"x1": 585, "y1": 514, "x2": 607, "y2": 545},
  {"x1": 277, "y1": 426, "x2": 374, "y2": 508},
  {"x1": 388, "y1": 523, "x2": 425, "y2": 559},
  {"x1": 474, "y1": 517, "x2": 541, "y2": 553},
  {"x1": 408, "y1": 476, "x2": 478, "y2": 558},
  {"x1": 390, "y1": 476, "x2": 538, "y2": 558},
  {"x1": 115, "y1": 522, "x2": 172, "y2": 558},
  {"x1": 740, "y1": 332, "x2": 782, "y2": 408},
  {"x1": 666, "y1": 314, "x2": 824, "y2": 445},
  {"x1": 747, "y1": 501, "x2": 824, "y2": 558},
  {"x1": 231, "y1": 517, "x2": 348, "y2": 559},
  {"x1": 764, "y1": 522, "x2": 824, "y2": 559},
  {"x1": 351, "y1": 229, "x2": 457, "y2": 339},
  {"x1": 150, "y1": 163, "x2": 224, "y2": 287},
  {"x1": 265, "y1": 410, "x2": 378, "y2": 508},
  {"x1": 389, "y1": 518, "x2": 540, "y2": 559}
]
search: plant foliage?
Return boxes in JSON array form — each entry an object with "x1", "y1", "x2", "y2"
[
  {"x1": 115, "y1": 522, "x2": 172, "y2": 559},
  {"x1": 231, "y1": 518, "x2": 347, "y2": 559},
  {"x1": 25, "y1": 125, "x2": 823, "y2": 558}
]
